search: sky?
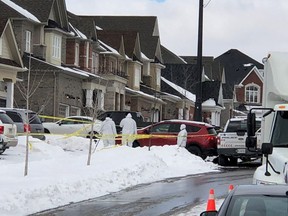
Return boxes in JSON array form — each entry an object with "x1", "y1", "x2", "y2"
[
  {"x1": 0, "y1": 135, "x2": 221, "y2": 216},
  {"x1": 66, "y1": 0, "x2": 288, "y2": 63}
]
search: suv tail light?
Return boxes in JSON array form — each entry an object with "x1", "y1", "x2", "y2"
[
  {"x1": 0, "y1": 126, "x2": 4, "y2": 134},
  {"x1": 24, "y1": 124, "x2": 31, "y2": 133}
]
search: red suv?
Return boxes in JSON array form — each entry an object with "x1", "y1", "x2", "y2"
[{"x1": 133, "y1": 120, "x2": 218, "y2": 159}]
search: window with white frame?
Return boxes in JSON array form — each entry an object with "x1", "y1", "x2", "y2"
[
  {"x1": 92, "y1": 52, "x2": 99, "y2": 74},
  {"x1": 59, "y1": 104, "x2": 69, "y2": 117},
  {"x1": 245, "y1": 84, "x2": 260, "y2": 103},
  {"x1": 75, "y1": 43, "x2": 79, "y2": 66},
  {"x1": 52, "y1": 35, "x2": 61, "y2": 59},
  {"x1": 25, "y1": 30, "x2": 31, "y2": 53},
  {"x1": 86, "y1": 42, "x2": 89, "y2": 68}
]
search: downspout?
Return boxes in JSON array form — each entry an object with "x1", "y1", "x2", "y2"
[{"x1": 53, "y1": 71, "x2": 57, "y2": 118}]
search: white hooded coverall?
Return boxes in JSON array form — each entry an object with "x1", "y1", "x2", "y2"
[
  {"x1": 177, "y1": 124, "x2": 187, "y2": 147},
  {"x1": 99, "y1": 117, "x2": 117, "y2": 147},
  {"x1": 119, "y1": 113, "x2": 137, "y2": 147}
]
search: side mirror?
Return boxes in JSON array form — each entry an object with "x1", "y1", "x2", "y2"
[
  {"x1": 246, "y1": 136, "x2": 257, "y2": 148},
  {"x1": 200, "y1": 211, "x2": 218, "y2": 216},
  {"x1": 247, "y1": 112, "x2": 256, "y2": 136},
  {"x1": 262, "y1": 142, "x2": 273, "y2": 155}
]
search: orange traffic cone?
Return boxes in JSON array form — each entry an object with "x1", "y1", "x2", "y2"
[
  {"x1": 206, "y1": 188, "x2": 216, "y2": 211},
  {"x1": 228, "y1": 184, "x2": 234, "y2": 193}
]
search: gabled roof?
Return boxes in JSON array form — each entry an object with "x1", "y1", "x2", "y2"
[
  {"x1": 180, "y1": 56, "x2": 222, "y2": 81},
  {"x1": 10, "y1": 0, "x2": 69, "y2": 31},
  {"x1": 97, "y1": 30, "x2": 140, "y2": 60},
  {"x1": 77, "y1": 16, "x2": 162, "y2": 62},
  {"x1": 0, "y1": 0, "x2": 40, "y2": 23},
  {"x1": 202, "y1": 81, "x2": 222, "y2": 107},
  {"x1": 0, "y1": 19, "x2": 24, "y2": 69},
  {"x1": 214, "y1": 49, "x2": 264, "y2": 99},
  {"x1": 239, "y1": 66, "x2": 264, "y2": 86},
  {"x1": 9, "y1": 0, "x2": 53, "y2": 22},
  {"x1": 161, "y1": 45, "x2": 186, "y2": 64},
  {"x1": 67, "y1": 11, "x2": 97, "y2": 40}
]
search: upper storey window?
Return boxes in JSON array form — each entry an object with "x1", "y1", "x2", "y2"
[
  {"x1": 52, "y1": 35, "x2": 61, "y2": 59},
  {"x1": 25, "y1": 30, "x2": 31, "y2": 53},
  {"x1": 245, "y1": 84, "x2": 260, "y2": 103}
]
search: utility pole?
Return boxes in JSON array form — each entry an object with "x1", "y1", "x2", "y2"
[{"x1": 194, "y1": 0, "x2": 203, "y2": 122}]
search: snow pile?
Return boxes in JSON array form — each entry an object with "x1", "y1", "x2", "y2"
[{"x1": 0, "y1": 135, "x2": 219, "y2": 216}]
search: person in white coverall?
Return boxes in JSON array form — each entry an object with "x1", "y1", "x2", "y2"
[
  {"x1": 119, "y1": 113, "x2": 137, "y2": 147},
  {"x1": 177, "y1": 124, "x2": 187, "y2": 148},
  {"x1": 99, "y1": 116, "x2": 117, "y2": 147}
]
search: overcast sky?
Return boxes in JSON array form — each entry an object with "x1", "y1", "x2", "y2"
[{"x1": 66, "y1": 0, "x2": 288, "y2": 63}]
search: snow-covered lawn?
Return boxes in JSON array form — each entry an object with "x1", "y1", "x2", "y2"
[{"x1": 0, "y1": 135, "x2": 220, "y2": 216}]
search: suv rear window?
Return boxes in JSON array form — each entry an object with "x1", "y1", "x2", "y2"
[
  {"x1": 28, "y1": 113, "x2": 42, "y2": 124},
  {"x1": 5, "y1": 111, "x2": 23, "y2": 123},
  {"x1": 0, "y1": 113, "x2": 14, "y2": 124}
]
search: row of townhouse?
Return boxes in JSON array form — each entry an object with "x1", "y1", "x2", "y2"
[
  {"x1": 0, "y1": 0, "x2": 220, "y2": 125},
  {"x1": 0, "y1": 0, "x2": 264, "y2": 127},
  {"x1": 0, "y1": 0, "x2": 167, "y2": 122}
]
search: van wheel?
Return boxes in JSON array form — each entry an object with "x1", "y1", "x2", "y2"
[{"x1": 186, "y1": 146, "x2": 204, "y2": 159}]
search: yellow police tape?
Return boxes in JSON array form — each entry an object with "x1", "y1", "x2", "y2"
[{"x1": 20, "y1": 115, "x2": 216, "y2": 140}]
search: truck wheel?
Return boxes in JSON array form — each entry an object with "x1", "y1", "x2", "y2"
[
  {"x1": 218, "y1": 155, "x2": 228, "y2": 166},
  {"x1": 228, "y1": 157, "x2": 238, "y2": 166}
]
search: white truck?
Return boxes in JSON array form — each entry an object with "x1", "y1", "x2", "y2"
[
  {"x1": 246, "y1": 51, "x2": 288, "y2": 184},
  {"x1": 217, "y1": 117, "x2": 262, "y2": 166}
]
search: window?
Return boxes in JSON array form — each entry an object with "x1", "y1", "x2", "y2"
[
  {"x1": 151, "y1": 123, "x2": 170, "y2": 133},
  {"x1": 86, "y1": 42, "x2": 89, "y2": 68},
  {"x1": 52, "y1": 35, "x2": 61, "y2": 59},
  {"x1": 91, "y1": 52, "x2": 99, "y2": 74},
  {"x1": 59, "y1": 104, "x2": 69, "y2": 117},
  {"x1": 245, "y1": 84, "x2": 260, "y2": 103},
  {"x1": 74, "y1": 43, "x2": 79, "y2": 66},
  {"x1": 25, "y1": 30, "x2": 31, "y2": 53}
]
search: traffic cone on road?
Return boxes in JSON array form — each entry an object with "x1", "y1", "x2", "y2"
[
  {"x1": 228, "y1": 184, "x2": 234, "y2": 193},
  {"x1": 206, "y1": 189, "x2": 216, "y2": 211}
]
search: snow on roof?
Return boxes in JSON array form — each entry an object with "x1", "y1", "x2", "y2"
[
  {"x1": 99, "y1": 39, "x2": 120, "y2": 55},
  {"x1": 161, "y1": 92, "x2": 182, "y2": 100},
  {"x1": 202, "y1": 98, "x2": 216, "y2": 107},
  {"x1": 125, "y1": 87, "x2": 164, "y2": 103},
  {"x1": 1, "y1": 0, "x2": 40, "y2": 23},
  {"x1": 56, "y1": 65, "x2": 89, "y2": 77},
  {"x1": 96, "y1": 25, "x2": 103, "y2": 30},
  {"x1": 161, "y1": 76, "x2": 196, "y2": 102},
  {"x1": 69, "y1": 23, "x2": 87, "y2": 39},
  {"x1": 141, "y1": 52, "x2": 150, "y2": 61}
]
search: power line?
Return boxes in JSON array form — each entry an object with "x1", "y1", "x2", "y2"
[{"x1": 204, "y1": 0, "x2": 212, "y2": 8}]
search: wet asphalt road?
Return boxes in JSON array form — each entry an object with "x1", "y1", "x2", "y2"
[{"x1": 31, "y1": 164, "x2": 257, "y2": 216}]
